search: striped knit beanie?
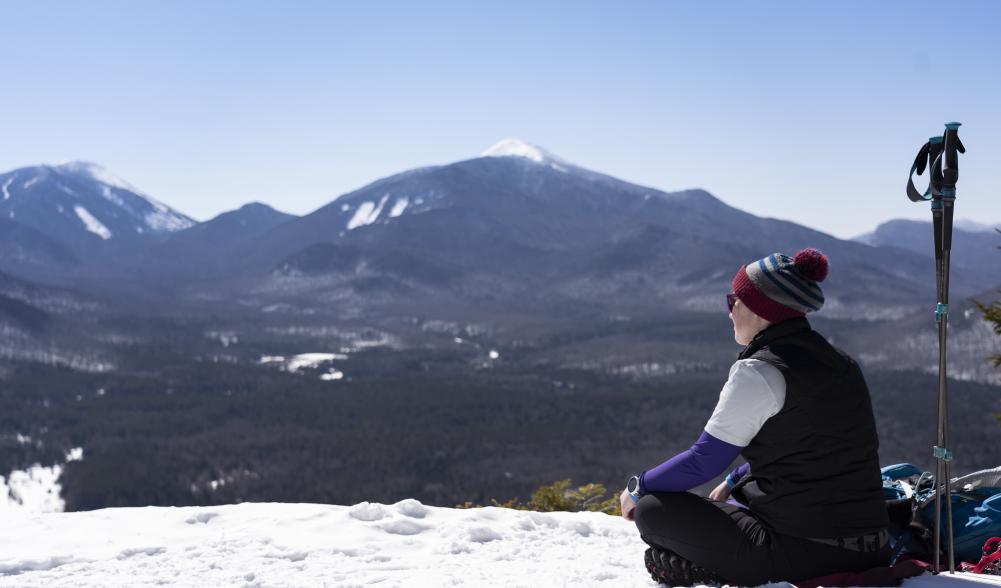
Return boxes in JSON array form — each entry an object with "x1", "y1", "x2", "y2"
[{"x1": 731, "y1": 248, "x2": 829, "y2": 323}]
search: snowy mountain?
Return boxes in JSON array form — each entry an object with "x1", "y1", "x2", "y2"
[
  {"x1": 239, "y1": 138, "x2": 993, "y2": 318},
  {"x1": 2, "y1": 146, "x2": 995, "y2": 309},
  {"x1": 0, "y1": 162, "x2": 193, "y2": 262},
  {"x1": 2, "y1": 500, "x2": 999, "y2": 587}
]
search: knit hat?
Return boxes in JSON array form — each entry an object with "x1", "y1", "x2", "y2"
[{"x1": 731, "y1": 248, "x2": 829, "y2": 323}]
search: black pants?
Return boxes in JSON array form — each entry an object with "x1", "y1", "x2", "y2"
[{"x1": 634, "y1": 492, "x2": 891, "y2": 586}]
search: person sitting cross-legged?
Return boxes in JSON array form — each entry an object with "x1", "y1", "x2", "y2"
[{"x1": 619, "y1": 249, "x2": 891, "y2": 587}]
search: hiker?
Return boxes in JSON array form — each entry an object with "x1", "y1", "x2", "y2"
[{"x1": 620, "y1": 249, "x2": 891, "y2": 587}]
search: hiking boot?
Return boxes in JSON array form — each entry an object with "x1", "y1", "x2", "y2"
[{"x1": 644, "y1": 546, "x2": 728, "y2": 586}]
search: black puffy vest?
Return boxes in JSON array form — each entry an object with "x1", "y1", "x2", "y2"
[{"x1": 731, "y1": 317, "x2": 890, "y2": 538}]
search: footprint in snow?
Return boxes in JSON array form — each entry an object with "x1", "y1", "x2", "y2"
[
  {"x1": 564, "y1": 520, "x2": 592, "y2": 537},
  {"x1": 527, "y1": 512, "x2": 558, "y2": 528},
  {"x1": 467, "y1": 526, "x2": 503, "y2": 543},
  {"x1": 380, "y1": 519, "x2": 429, "y2": 536},
  {"x1": 117, "y1": 546, "x2": 167, "y2": 559},
  {"x1": 185, "y1": 512, "x2": 219, "y2": 525}
]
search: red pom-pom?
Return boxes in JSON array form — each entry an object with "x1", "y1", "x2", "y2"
[{"x1": 793, "y1": 248, "x2": 829, "y2": 282}]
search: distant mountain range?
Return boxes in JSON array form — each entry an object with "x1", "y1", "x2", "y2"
[
  {"x1": 854, "y1": 219, "x2": 1001, "y2": 279},
  {"x1": 4, "y1": 140, "x2": 997, "y2": 306},
  {"x1": 954, "y1": 219, "x2": 1001, "y2": 233}
]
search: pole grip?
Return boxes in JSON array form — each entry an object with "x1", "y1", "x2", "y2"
[
  {"x1": 942, "y1": 122, "x2": 962, "y2": 189},
  {"x1": 928, "y1": 137, "x2": 945, "y2": 198}
]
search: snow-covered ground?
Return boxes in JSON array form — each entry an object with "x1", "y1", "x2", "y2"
[
  {"x1": 258, "y1": 353, "x2": 348, "y2": 381},
  {"x1": 1, "y1": 447, "x2": 83, "y2": 514},
  {"x1": 1, "y1": 500, "x2": 1000, "y2": 588}
]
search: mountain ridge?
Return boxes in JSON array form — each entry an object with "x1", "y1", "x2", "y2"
[{"x1": 1, "y1": 145, "x2": 997, "y2": 308}]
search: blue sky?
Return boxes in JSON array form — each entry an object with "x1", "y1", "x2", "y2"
[{"x1": 1, "y1": 1, "x2": 999, "y2": 238}]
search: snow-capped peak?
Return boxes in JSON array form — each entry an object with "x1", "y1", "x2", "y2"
[
  {"x1": 50, "y1": 160, "x2": 195, "y2": 233},
  {"x1": 481, "y1": 138, "x2": 568, "y2": 169},
  {"x1": 54, "y1": 161, "x2": 145, "y2": 196}
]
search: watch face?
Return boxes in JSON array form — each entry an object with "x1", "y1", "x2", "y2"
[{"x1": 627, "y1": 476, "x2": 639, "y2": 493}]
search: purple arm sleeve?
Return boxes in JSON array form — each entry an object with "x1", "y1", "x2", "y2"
[
  {"x1": 726, "y1": 462, "x2": 750, "y2": 486},
  {"x1": 638, "y1": 430, "x2": 743, "y2": 494}
]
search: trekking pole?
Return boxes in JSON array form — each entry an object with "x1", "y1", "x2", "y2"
[
  {"x1": 905, "y1": 121, "x2": 965, "y2": 574},
  {"x1": 937, "y1": 122, "x2": 963, "y2": 574}
]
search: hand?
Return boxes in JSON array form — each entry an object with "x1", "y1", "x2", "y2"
[
  {"x1": 709, "y1": 480, "x2": 731, "y2": 502},
  {"x1": 620, "y1": 488, "x2": 638, "y2": 521}
]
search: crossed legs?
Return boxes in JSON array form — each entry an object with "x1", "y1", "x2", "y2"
[{"x1": 633, "y1": 491, "x2": 890, "y2": 586}]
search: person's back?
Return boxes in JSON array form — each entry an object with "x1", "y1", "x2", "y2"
[{"x1": 733, "y1": 318, "x2": 890, "y2": 539}]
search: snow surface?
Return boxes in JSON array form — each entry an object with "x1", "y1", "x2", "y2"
[
  {"x1": 481, "y1": 138, "x2": 570, "y2": 172},
  {"x1": 0, "y1": 464, "x2": 65, "y2": 514},
  {"x1": 346, "y1": 194, "x2": 391, "y2": 230},
  {"x1": 283, "y1": 353, "x2": 347, "y2": 372},
  {"x1": 99, "y1": 185, "x2": 125, "y2": 207},
  {"x1": 73, "y1": 206, "x2": 112, "y2": 240},
  {"x1": 389, "y1": 197, "x2": 409, "y2": 218},
  {"x1": 346, "y1": 201, "x2": 376, "y2": 230},
  {"x1": 1, "y1": 500, "x2": 999, "y2": 588},
  {"x1": 144, "y1": 201, "x2": 194, "y2": 232},
  {"x1": 319, "y1": 368, "x2": 344, "y2": 381},
  {"x1": 1, "y1": 176, "x2": 13, "y2": 200},
  {"x1": 259, "y1": 353, "x2": 348, "y2": 380},
  {"x1": 1, "y1": 448, "x2": 84, "y2": 515}
]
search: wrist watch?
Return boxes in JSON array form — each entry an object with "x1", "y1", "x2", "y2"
[{"x1": 626, "y1": 474, "x2": 642, "y2": 503}]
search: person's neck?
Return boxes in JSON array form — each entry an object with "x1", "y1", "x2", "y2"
[{"x1": 746, "y1": 320, "x2": 772, "y2": 343}]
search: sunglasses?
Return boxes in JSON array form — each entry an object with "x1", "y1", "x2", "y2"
[{"x1": 727, "y1": 292, "x2": 738, "y2": 313}]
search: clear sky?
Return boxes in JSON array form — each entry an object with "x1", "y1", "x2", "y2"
[{"x1": 2, "y1": 1, "x2": 999, "y2": 239}]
